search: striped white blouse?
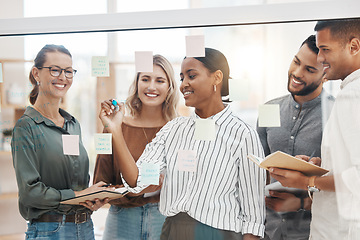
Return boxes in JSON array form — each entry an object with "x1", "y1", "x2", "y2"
[{"x1": 123, "y1": 105, "x2": 266, "y2": 237}]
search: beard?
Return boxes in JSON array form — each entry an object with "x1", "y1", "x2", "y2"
[{"x1": 287, "y1": 75, "x2": 322, "y2": 96}]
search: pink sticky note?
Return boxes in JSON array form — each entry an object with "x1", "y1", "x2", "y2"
[
  {"x1": 62, "y1": 135, "x2": 80, "y2": 156},
  {"x1": 177, "y1": 149, "x2": 197, "y2": 172},
  {"x1": 186, "y1": 35, "x2": 205, "y2": 57},
  {"x1": 135, "y1": 51, "x2": 153, "y2": 72}
]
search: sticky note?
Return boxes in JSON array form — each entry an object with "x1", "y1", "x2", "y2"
[
  {"x1": 135, "y1": 51, "x2": 153, "y2": 72},
  {"x1": 177, "y1": 149, "x2": 197, "y2": 172},
  {"x1": 229, "y1": 78, "x2": 250, "y2": 101},
  {"x1": 141, "y1": 163, "x2": 160, "y2": 185},
  {"x1": 91, "y1": 56, "x2": 110, "y2": 77},
  {"x1": 194, "y1": 119, "x2": 216, "y2": 141},
  {"x1": 258, "y1": 104, "x2": 281, "y2": 127},
  {"x1": 186, "y1": 35, "x2": 205, "y2": 57},
  {"x1": 94, "y1": 133, "x2": 112, "y2": 154},
  {"x1": 0, "y1": 62, "x2": 3, "y2": 83},
  {"x1": 62, "y1": 135, "x2": 79, "y2": 156}
]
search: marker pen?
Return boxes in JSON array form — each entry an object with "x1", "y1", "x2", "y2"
[{"x1": 112, "y1": 99, "x2": 125, "y2": 112}]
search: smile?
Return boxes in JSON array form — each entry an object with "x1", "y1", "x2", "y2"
[
  {"x1": 183, "y1": 91, "x2": 193, "y2": 96},
  {"x1": 145, "y1": 93, "x2": 158, "y2": 98},
  {"x1": 292, "y1": 77, "x2": 304, "y2": 85},
  {"x1": 53, "y1": 83, "x2": 66, "y2": 88}
]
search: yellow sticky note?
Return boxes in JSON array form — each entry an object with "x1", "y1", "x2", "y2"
[
  {"x1": 92, "y1": 56, "x2": 110, "y2": 77},
  {"x1": 194, "y1": 119, "x2": 216, "y2": 141},
  {"x1": 62, "y1": 135, "x2": 80, "y2": 156},
  {"x1": 186, "y1": 35, "x2": 205, "y2": 57},
  {"x1": 258, "y1": 104, "x2": 281, "y2": 127},
  {"x1": 135, "y1": 51, "x2": 153, "y2": 72},
  {"x1": 94, "y1": 133, "x2": 112, "y2": 154},
  {"x1": 229, "y1": 78, "x2": 250, "y2": 101}
]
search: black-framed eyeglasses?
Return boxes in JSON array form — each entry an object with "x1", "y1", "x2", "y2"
[{"x1": 38, "y1": 66, "x2": 77, "y2": 79}]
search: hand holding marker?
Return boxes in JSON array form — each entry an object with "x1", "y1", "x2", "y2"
[
  {"x1": 112, "y1": 99, "x2": 126, "y2": 112},
  {"x1": 112, "y1": 99, "x2": 120, "y2": 111}
]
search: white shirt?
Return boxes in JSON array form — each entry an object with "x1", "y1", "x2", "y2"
[
  {"x1": 311, "y1": 69, "x2": 360, "y2": 239},
  {"x1": 123, "y1": 105, "x2": 266, "y2": 237}
]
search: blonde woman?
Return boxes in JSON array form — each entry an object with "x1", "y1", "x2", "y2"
[{"x1": 93, "y1": 54, "x2": 179, "y2": 240}]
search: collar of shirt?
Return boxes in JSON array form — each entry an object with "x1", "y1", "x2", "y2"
[
  {"x1": 190, "y1": 104, "x2": 230, "y2": 126},
  {"x1": 24, "y1": 106, "x2": 76, "y2": 127},
  {"x1": 290, "y1": 90, "x2": 323, "y2": 109},
  {"x1": 341, "y1": 68, "x2": 360, "y2": 90}
]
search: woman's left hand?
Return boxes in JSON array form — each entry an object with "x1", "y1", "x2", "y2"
[
  {"x1": 80, "y1": 198, "x2": 110, "y2": 211},
  {"x1": 76, "y1": 181, "x2": 113, "y2": 211}
]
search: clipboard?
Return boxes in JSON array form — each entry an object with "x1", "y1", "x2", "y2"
[
  {"x1": 248, "y1": 151, "x2": 329, "y2": 176},
  {"x1": 61, "y1": 187, "x2": 128, "y2": 205}
]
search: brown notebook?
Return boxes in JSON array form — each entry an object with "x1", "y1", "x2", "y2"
[
  {"x1": 61, "y1": 187, "x2": 128, "y2": 205},
  {"x1": 248, "y1": 151, "x2": 329, "y2": 176}
]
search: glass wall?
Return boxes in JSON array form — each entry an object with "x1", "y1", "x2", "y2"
[{"x1": 0, "y1": 0, "x2": 354, "y2": 238}]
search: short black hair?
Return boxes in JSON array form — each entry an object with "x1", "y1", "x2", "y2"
[
  {"x1": 314, "y1": 18, "x2": 360, "y2": 45},
  {"x1": 301, "y1": 35, "x2": 319, "y2": 55}
]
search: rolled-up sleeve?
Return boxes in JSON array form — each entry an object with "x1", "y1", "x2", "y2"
[
  {"x1": 121, "y1": 122, "x2": 169, "y2": 193},
  {"x1": 238, "y1": 129, "x2": 266, "y2": 237}
]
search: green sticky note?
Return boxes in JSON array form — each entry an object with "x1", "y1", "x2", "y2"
[
  {"x1": 94, "y1": 133, "x2": 112, "y2": 154},
  {"x1": 92, "y1": 56, "x2": 110, "y2": 77}
]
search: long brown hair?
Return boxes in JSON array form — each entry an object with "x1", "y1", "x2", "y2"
[{"x1": 29, "y1": 44, "x2": 72, "y2": 105}]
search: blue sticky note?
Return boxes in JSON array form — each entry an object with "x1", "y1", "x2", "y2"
[{"x1": 141, "y1": 163, "x2": 160, "y2": 185}]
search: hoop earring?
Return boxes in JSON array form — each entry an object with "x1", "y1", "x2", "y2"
[{"x1": 213, "y1": 85, "x2": 216, "y2": 92}]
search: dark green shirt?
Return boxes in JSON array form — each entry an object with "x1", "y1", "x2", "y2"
[{"x1": 11, "y1": 106, "x2": 90, "y2": 221}]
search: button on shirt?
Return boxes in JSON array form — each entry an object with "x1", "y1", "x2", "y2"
[
  {"x1": 123, "y1": 105, "x2": 266, "y2": 237},
  {"x1": 257, "y1": 90, "x2": 334, "y2": 158},
  {"x1": 11, "y1": 107, "x2": 90, "y2": 221},
  {"x1": 257, "y1": 90, "x2": 335, "y2": 240}
]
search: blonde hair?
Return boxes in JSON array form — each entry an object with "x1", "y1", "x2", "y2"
[{"x1": 126, "y1": 54, "x2": 179, "y2": 121}]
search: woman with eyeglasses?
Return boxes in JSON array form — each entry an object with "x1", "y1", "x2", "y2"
[
  {"x1": 99, "y1": 48, "x2": 266, "y2": 240},
  {"x1": 11, "y1": 44, "x2": 109, "y2": 240}
]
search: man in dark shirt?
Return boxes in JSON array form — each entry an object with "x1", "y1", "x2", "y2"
[{"x1": 257, "y1": 35, "x2": 334, "y2": 240}]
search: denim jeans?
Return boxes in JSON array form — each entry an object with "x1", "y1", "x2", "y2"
[
  {"x1": 25, "y1": 216, "x2": 95, "y2": 240},
  {"x1": 103, "y1": 203, "x2": 166, "y2": 240}
]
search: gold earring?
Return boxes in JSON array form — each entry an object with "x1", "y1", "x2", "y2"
[{"x1": 213, "y1": 85, "x2": 216, "y2": 92}]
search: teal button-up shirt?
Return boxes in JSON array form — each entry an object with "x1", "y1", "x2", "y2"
[{"x1": 11, "y1": 106, "x2": 90, "y2": 221}]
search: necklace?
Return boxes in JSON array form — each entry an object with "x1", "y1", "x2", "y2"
[
  {"x1": 32, "y1": 105, "x2": 64, "y2": 127},
  {"x1": 142, "y1": 126, "x2": 160, "y2": 143}
]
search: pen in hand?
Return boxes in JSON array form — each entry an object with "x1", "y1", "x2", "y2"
[
  {"x1": 308, "y1": 150, "x2": 316, "y2": 163},
  {"x1": 307, "y1": 150, "x2": 321, "y2": 166}
]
